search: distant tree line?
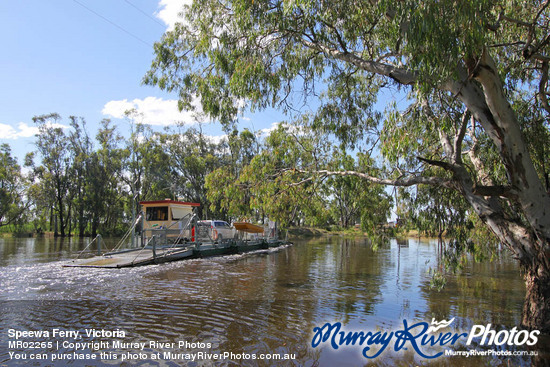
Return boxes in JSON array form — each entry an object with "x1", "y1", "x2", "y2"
[{"x1": 0, "y1": 113, "x2": 392, "y2": 237}]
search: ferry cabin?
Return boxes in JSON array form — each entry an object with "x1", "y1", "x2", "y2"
[{"x1": 140, "y1": 200, "x2": 200, "y2": 232}]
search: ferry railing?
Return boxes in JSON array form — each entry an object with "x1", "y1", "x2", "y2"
[
  {"x1": 140, "y1": 218, "x2": 281, "y2": 248},
  {"x1": 107, "y1": 214, "x2": 144, "y2": 254},
  {"x1": 195, "y1": 224, "x2": 216, "y2": 244},
  {"x1": 130, "y1": 234, "x2": 159, "y2": 265},
  {"x1": 129, "y1": 232, "x2": 191, "y2": 265},
  {"x1": 166, "y1": 213, "x2": 196, "y2": 245},
  {"x1": 74, "y1": 234, "x2": 103, "y2": 259}
]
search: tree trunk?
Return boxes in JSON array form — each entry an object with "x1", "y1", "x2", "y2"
[
  {"x1": 91, "y1": 215, "x2": 99, "y2": 238},
  {"x1": 67, "y1": 203, "x2": 72, "y2": 237},
  {"x1": 54, "y1": 214, "x2": 58, "y2": 237},
  {"x1": 78, "y1": 205, "x2": 85, "y2": 237},
  {"x1": 452, "y1": 132, "x2": 550, "y2": 332},
  {"x1": 523, "y1": 264, "x2": 550, "y2": 332},
  {"x1": 57, "y1": 194, "x2": 65, "y2": 237},
  {"x1": 49, "y1": 207, "x2": 54, "y2": 233},
  {"x1": 442, "y1": 51, "x2": 550, "y2": 332}
]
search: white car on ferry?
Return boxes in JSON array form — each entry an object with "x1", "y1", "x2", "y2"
[{"x1": 198, "y1": 220, "x2": 236, "y2": 242}]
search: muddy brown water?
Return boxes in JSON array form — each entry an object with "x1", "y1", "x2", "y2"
[{"x1": 0, "y1": 236, "x2": 547, "y2": 366}]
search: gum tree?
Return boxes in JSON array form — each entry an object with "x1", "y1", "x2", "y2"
[
  {"x1": 0, "y1": 144, "x2": 28, "y2": 229},
  {"x1": 145, "y1": 0, "x2": 550, "y2": 331},
  {"x1": 33, "y1": 113, "x2": 73, "y2": 237},
  {"x1": 164, "y1": 127, "x2": 225, "y2": 218}
]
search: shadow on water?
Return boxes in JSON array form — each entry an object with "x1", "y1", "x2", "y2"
[{"x1": 0, "y1": 235, "x2": 548, "y2": 366}]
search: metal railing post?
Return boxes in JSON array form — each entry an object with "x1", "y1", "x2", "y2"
[{"x1": 97, "y1": 234, "x2": 102, "y2": 255}]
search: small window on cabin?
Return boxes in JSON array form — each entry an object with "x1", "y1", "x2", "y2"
[
  {"x1": 171, "y1": 207, "x2": 188, "y2": 220},
  {"x1": 146, "y1": 206, "x2": 168, "y2": 221}
]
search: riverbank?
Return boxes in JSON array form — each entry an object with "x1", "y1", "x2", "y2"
[
  {"x1": 0, "y1": 231, "x2": 58, "y2": 238},
  {"x1": 287, "y1": 226, "x2": 422, "y2": 240},
  {"x1": 287, "y1": 227, "x2": 331, "y2": 238},
  {"x1": 287, "y1": 226, "x2": 372, "y2": 239}
]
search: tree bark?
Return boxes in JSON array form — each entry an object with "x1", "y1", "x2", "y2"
[
  {"x1": 524, "y1": 264, "x2": 550, "y2": 332},
  {"x1": 437, "y1": 52, "x2": 550, "y2": 332}
]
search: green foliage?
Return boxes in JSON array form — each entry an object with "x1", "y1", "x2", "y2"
[
  {"x1": 327, "y1": 150, "x2": 392, "y2": 235},
  {"x1": 515, "y1": 91, "x2": 550, "y2": 192},
  {"x1": 238, "y1": 123, "x2": 330, "y2": 227},
  {"x1": 86, "y1": 119, "x2": 126, "y2": 236},
  {"x1": 164, "y1": 126, "x2": 227, "y2": 219},
  {"x1": 0, "y1": 144, "x2": 28, "y2": 228},
  {"x1": 205, "y1": 128, "x2": 259, "y2": 220},
  {"x1": 394, "y1": 0, "x2": 492, "y2": 84},
  {"x1": 205, "y1": 123, "x2": 392, "y2": 230},
  {"x1": 144, "y1": 0, "x2": 501, "y2": 144},
  {"x1": 31, "y1": 113, "x2": 73, "y2": 236},
  {"x1": 428, "y1": 268, "x2": 448, "y2": 292}
]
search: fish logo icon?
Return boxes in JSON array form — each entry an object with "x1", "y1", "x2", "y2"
[{"x1": 427, "y1": 318, "x2": 455, "y2": 333}]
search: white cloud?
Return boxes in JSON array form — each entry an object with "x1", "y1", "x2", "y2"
[
  {"x1": 206, "y1": 134, "x2": 227, "y2": 145},
  {"x1": 0, "y1": 123, "x2": 19, "y2": 139},
  {"x1": 255, "y1": 121, "x2": 306, "y2": 139},
  {"x1": 102, "y1": 96, "x2": 203, "y2": 126},
  {"x1": 156, "y1": 0, "x2": 191, "y2": 30},
  {"x1": 256, "y1": 122, "x2": 283, "y2": 138},
  {"x1": 0, "y1": 122, "x2": 68, "y2": 140}
]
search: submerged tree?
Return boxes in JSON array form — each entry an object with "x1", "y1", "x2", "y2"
[
  {"x1": 326, "y1": 149, "x2": 392, "y2": 234},
  {"x1": 87, "y1": 120, "x2": 126, "y2": 237},
  {"x1": 66, "y1": 116, "x2": 94, "y2": 237},
  {"x1": 205, "y1": 128, "x2": 259, "y2": 220},
  {"x1": 29, "y1": 116, "x2": 129, "y2": 237},
  {"x1": 216, "y1": 123, "x2": 334, "y2": 227},
  {"x1": 165, "y1": 126, "x2": 226, "y2": 218},
  {"x1": 145, "y1": 0, "x2": 550, "y2": 331},
  {"x1": 0, "y1": 144, "x2": 28, "y2": 229},
  {"x1": 33, "y1": 113, "x2": 73, "y2": 237}
]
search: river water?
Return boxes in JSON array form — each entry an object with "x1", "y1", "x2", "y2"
[{"x1": 0, "y1": 235, "x2": 547, "y2": 366}]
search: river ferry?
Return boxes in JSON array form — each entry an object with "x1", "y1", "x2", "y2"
[{"x1": 65, "y1": 199, "x2": 287, "y2": 268}]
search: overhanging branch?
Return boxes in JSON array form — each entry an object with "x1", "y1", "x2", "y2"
[
  {"x1": 284, "y1": 168, "x2": 453, "y2": 188},
  {"x1": 300, "y1": 39, "x2": 418, "y2": 85},
  {"x1": 538, "y1": 61, "x2": 550, "y2": 114},
  {"x1": 416, "y1": 156, "x2": 454, "y2": 171},
  {"x1": 472, "y1": 184, "x2": 518, "y2": 199},
  {"x1": 454, "y1": 110, "x2": 470, "y2": 163}
]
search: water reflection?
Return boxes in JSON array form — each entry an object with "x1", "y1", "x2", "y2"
[{"x1": 0, "y1": 236, "x2": 546, "y2": 366}]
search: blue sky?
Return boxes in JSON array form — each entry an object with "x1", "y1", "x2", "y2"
[{"x1": 0, "y1": 0, "x2": 282, "y2": 162}]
